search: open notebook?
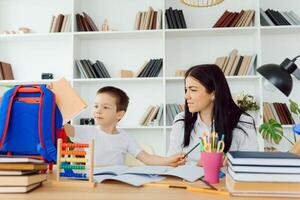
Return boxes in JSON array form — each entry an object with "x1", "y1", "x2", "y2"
[{"x1": 93, "y1": 165, "x2": 204, "y2": 186}]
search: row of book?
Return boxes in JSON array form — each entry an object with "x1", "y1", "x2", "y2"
[
  {"x1": 226, "y1": 151, "x2": 300, "y2": 197},
  {"x1": 0, "y1": 61, "x2": 14, "y2": 80},
  {"x1": 215, "y1": 50, "x2": 256, "y2": 76},
  {"x1": 136, "y1": 58, "x2": 163, "y2": 77},
  {"x1": 263, "y1": 102, "x2": 294, "y2": 125},
  {"x1": 134, "y1": 7, "x2": 162, "y2": 30},
  {"x1": 0, "y1": 157, "x2": 47, "y2": 193},
  {"x1": 76, "y1": 59, "x2": 111, "y2": 79},
  {"x1": 139, "y1": 104, "x2": 163, "y2": 126},
  {"x1": 165, "y1": 7, "x2": 187, "y2": 29},
  {"x1": 166, "y1": 104, "x2": 184, "y2": 126},
  {"x1": 49, "y1": 14, "x2": 71, "y2": 33},
  {"x1": 213, "y1": 10, "x2": 255, "y2": 28},
  {"x1": 139, "y1": 103, "x2": 184, "y2": 126},
  {"x1": 260, "y1": 8, "x2": 300, "y2": 26},
  {"x1": 76, "y1": 12, "x2": 98, "y2": 32}
]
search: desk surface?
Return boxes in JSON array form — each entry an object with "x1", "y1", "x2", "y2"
[{"x1": 0, "y1": 172, "x2": 295, "y2": 200}]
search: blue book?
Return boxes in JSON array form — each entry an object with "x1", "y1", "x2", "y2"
[{"x1": 228, "y1": 151, "x2": 300, "y2": 167}]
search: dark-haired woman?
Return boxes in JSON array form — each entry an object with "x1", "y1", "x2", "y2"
[{"x1": 167, "y1": 64, "x2": 259, "y2": 165}]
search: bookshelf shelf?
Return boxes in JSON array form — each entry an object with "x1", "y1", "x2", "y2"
[
  {"x1": 73, "y1": 77, "x2": 164, "y2": 83},
  {"x1": 73, "y1": 30, "x2": 163, "y2": 40},
  {"x1": 0, "y1": 32, "x2": 72, "y2": 42},
  {"x1": 260, "y1": 26, "x2": 300, "y2": 34},
  {"x1": 165, "y1": 27, "x2": 258, "y2": 37},
  {"x1": 1, "y1": 0, "x2": 299, "y2": 154}
]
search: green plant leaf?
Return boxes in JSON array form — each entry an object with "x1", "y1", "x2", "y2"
[
  {"x1": 259, "y1": 119, "x2": 283, "y2": 144},
  {"x1": 289, "y1": 99, "x2": 300, "y2": 116}
]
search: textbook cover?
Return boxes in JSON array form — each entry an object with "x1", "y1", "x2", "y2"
[{"x1": 50, "y1": 77, "x2": 87, "y2": 124}]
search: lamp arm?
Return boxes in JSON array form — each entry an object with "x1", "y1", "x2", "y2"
[
  {"x1": 290, "y1": 55, "x2": 300, "y2": 80},
  {"x1": 292, "y1": 55, "x2": 300, "y2": 62}
]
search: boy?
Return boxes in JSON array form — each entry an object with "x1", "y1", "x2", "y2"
[{"x1": 65, "y1": 86, "x2": 186, "y2": 167}]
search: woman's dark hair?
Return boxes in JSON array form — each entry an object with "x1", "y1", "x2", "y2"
[{"x1": 178, "y1": 64, "x2": 255, "y2": 152}]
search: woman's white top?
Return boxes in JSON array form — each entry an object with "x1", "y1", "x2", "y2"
[{"x1": 167, "y1": 112, "x2": 259, "y2": 165}]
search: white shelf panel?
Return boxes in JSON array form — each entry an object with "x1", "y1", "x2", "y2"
[
  {"x1": 261, "y1": 26, "x2": 300, "y2": 35},
  {"x1": 165, "y1": 27, "x2": 258, "y2": 38},
  {"x1": 73, "y1": 30, "x2": 163, "y2": 40},
  {"x1": 73, "y1": 77, "x2": 164, "y2": 83},
  {"x1": 165, "y1": 76, "x2": 260, "y2": 81},
  {"x1": 0, "y1": 32, "x2": 72, "y2": 42}
]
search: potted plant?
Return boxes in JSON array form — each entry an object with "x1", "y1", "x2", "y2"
[
  {"x1": 259, "y1": 99, "x2": 300, "y2": 151},
  {"x1": 234, "y1": 92, "x2": 260, "y2": 112}
]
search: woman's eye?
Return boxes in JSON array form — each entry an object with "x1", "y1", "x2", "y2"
[{"x1": 94, "y1": 105, "x2": 98, "y2": 109}]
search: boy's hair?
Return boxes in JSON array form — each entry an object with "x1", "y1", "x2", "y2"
[{"x1": 97, "y1": 86, "x2": 129, "y2": 112}]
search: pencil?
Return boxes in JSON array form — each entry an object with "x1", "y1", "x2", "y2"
[
  {"x1": 187, "y1": 186, "x2": 230, "y2": 196},
  {"x1": 183, "y1": 143, "x2": 200, "y2": 159}
]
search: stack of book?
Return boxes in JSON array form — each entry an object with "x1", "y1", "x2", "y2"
[
  {"x1": 76, "y1": 12, "x2": 99, "y2": 32},
  {"x1": 134, "y1": 7, "x2": 162, "y2": 30},
  {"x1": 166, "y1": 104, "x2": 184, "y2": 126},
  {"x1": 76, "y1": 59, "x2": 111, "y2": 78},
  {"x1": 0, "y1": 156, "x2": 48, "y2": 193},
  {"x1": 263, "y1": 102, "x2": 295, "y2": 125},
  {"x1": 213, "y1": 10, "x2": 255, "y2": 28},
  {"x1": 139, "y1": 104, "x2": 163, "y2": 126},
  {"x1": 260, "y1": 8, "x2": 300, "y2": 26},
  {"x1": 215, "y1": 49, "x2": 256, "y2": 76},
  {"x1": 226, "y1": 151, "x2": 300, "y2": 197},
  {"x1": 165, "y1": 7, "x2": 187, "y2": 29},
  {"x1": 49, "y1": 14, "x2": 71, "y2": 32},
  {"x1": 0, "y1": 61, "x2": 14, "y2": 80},
  {"x1": 136, "y1": 58, "x2": 163, "y2": 77}
]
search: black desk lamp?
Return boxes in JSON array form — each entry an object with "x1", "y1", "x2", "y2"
[{"x1": 257, "y1": 55, "x2": 300, "y2": 135}]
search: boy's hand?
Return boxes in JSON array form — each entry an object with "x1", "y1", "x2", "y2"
[
  {"x1": 166, "y1": 153, "x2": 186, "y2": 167},
  {"x1": 64, "y1": 124, "x2": 75, "y2": 137}
]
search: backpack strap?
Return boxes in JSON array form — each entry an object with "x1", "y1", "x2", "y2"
[
  {"x1": 0, "y1": 85, "x2": 22, "y2": 150},
  {"x1": 37, "y1": 85, "x2": 59, "y2": 162}
]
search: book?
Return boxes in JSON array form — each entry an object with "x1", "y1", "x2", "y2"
[
  {"x1": 0, "y1": 163, "x2": 47, "y2": 171},
  {"x1": 260, "y1": 9, "x2": 275, "y2": 26},
  {"x1": 226, "y1": 173, "x2": 300, "y2": 197},
  {"x1": 83, "y1": 12, "x2": 99, "y2": 31},
  {"x1": 227, "y1": 151, "x2": 300, "y2": 167},
  {"x1": 229, "y1": 162, "x2": 300, "y2": 174},
  {"x1": 50, "y1": 77, "x2": 87, "y2": 124},
  {"x1": 0, "y1": 182, "x2": 42, "y2": 193},
  {"x1": 0, "y1": 170, "x2": 38, "y2": 176},
  {"x1": 228, "y1": 166, "x2": 300, "y2": 182},
  {"x1": 93, "y1": 165, "x2": 204, "y2": 186},
  {"x1": 0, "y1": 156, "x2": 44, "y2": 163},
  {"x1": 0, "y1": 62, "x2": 14, "y2": 80},
  {"x1": 0, "y1": 174, "x2": 47, "y2": 186}
]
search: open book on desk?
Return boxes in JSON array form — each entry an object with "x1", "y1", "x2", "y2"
[{"x1": 93, "y1": 165, "x2": 204, "y2": 186}]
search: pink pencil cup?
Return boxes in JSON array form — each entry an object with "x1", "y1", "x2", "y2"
[{"x1": 200, "y1": 152, "x2": 223, "y2": 184}]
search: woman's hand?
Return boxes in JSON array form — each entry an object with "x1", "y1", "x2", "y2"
[{"x1": 166, "y1": 153, "x2": 186, "y2": 167}]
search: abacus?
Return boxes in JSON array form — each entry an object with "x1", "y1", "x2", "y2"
[{"x1": 55, "y1": 138, "x2": 95, "y2": 187}]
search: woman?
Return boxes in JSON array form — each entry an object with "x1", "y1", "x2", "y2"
[{"x1": 167, "y1": 64, "x2": 259, "y2": 165}]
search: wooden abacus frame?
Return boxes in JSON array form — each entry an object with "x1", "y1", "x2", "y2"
[{"x1": 54, "y1": 138, "x2": 95, "y2": 187}]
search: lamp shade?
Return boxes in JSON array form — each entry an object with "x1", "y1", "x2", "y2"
[{"x1": 257, "y1": 63, "x2": 293, "y2": 96}]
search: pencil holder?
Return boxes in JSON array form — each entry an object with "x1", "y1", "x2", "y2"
[{"x1": 201, "y1": 152, "x2": 223, "y2": 184}]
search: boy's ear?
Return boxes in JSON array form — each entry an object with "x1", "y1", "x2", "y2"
[{"x1": 117, "y1": 110, "x2": 126, "y2": 121}]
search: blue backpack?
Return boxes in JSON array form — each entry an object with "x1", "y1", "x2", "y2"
[{"x1": 0, "y1": 84, "x2": 63, "y2": 162}]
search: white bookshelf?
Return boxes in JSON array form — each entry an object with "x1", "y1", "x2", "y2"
[{"x1": 1, "y1": 0, "x2": 300, "y2": 155}]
